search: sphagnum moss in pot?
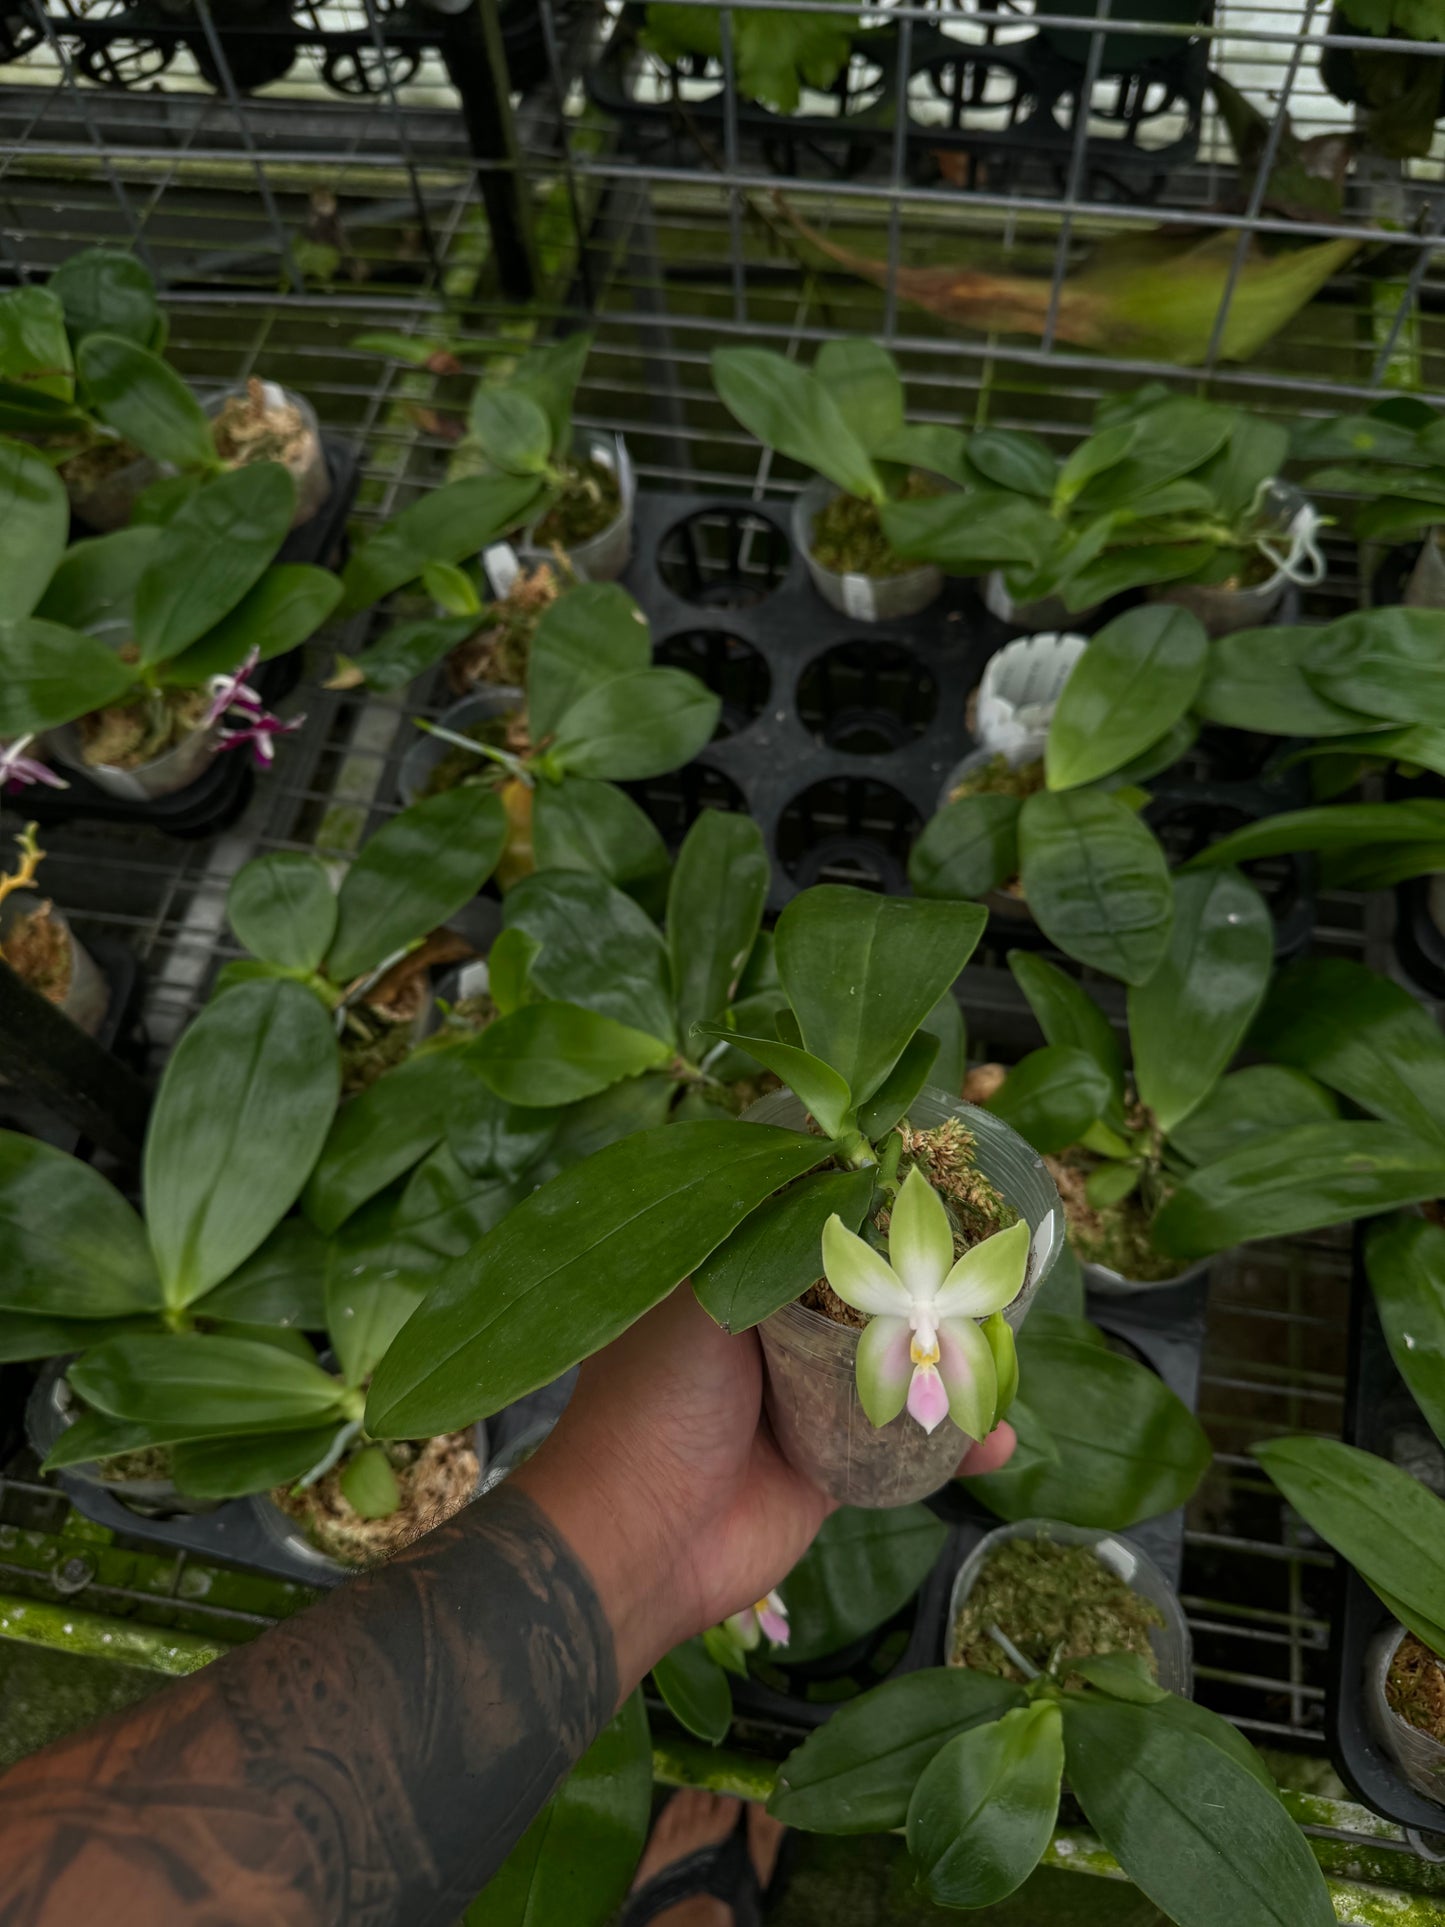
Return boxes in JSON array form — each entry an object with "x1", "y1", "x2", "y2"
[
  {"x1": 0, "y1": 823, "x2": 108, "y2": 1036},
  {"x1": 206, "y1": 377, "x2": 331, "y2": 529},
  {"x1": 257, "y1": 1427, "x2": 488, "y2": 1573},
  {"x1": 363, "y1": 885, "x2": 1063, "y2": 1512}
]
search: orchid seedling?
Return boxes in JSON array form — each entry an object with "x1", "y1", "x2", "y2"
[{"x1": 822, "y1": 1165, "x2": 1027, "y2": 1437}]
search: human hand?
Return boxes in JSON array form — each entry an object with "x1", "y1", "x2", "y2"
[{"x1": 514, "y1": 1287, "x2": 1017, "y2": 1696}]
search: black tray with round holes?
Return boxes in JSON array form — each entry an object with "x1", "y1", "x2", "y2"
[
  {"x1": 1329, "y1": 1235, "x2": 1445, "y2": 1833},
  {"x1": 617, "y1": 492, "x2": 1032, "y2": 910},
  {"x1": 586, "y1": 12, "x2": 1205, "y2": 201},
  {"x1": 24, "y1": 438, "x2": 358, "y2": 839},
  {"x1": 1144, "y1": 774, "x2": 1318, "y2": 964}
]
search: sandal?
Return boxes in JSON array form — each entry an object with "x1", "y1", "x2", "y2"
[{"x1": 619, "y1": 1800, "x2": 773, "y2": 1927}]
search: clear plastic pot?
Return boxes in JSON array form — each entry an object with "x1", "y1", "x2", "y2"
[
  {"x1": 251, "y1": 1423, "x2": 489, "y2": 1576},
  {"x1": 946, "y1": 1518, "x2": 1192, "y2": 1694},
  {"x1": 792, "y1": 475, "x2": 943, "y2": 623},
  {"x1": 1405, "y1": 532, "x2": 1445, "y2": 611},
  {"x1": 0, "y1": 890, "x2": 108, "y2": 1035},
  {"x1": 206, "y1": 379, "x2": 330, "y2": 528},
  {"x1": 984, "y1": 570, "x2": 1099, "y2": 636},
  {"x1": 48, "y1": 716, "x2": 221, "y2": 801},
  {"x1": 1367, "y1": 1623, "x2": 1445, "y2": 1811},
  {"x1": 748, "y1": 1086, "x2": 1064, "y2": 1508},
  {"x1": 521, "y1": 431, "x2": 634, "y2": 582},
  {"x1": 62, "y1": 441, "x2": 162, "y2": 533},
  {"x1": 1150, "y1": 481, "x2": 1320, "y2": 638},
  {"x1": 26, "y1": 1360, "x2": 219, "y2": 1520},
  {"x1": 397, "y1": 687, "x2": 525, "y2": 808}
]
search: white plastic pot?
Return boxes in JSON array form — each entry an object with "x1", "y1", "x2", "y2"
[
  {"x1": 521, "y1": 430, "x2": 634, "y2": 582},
  {"x1": 49, "y1": 715, "x2": 221, "y2": 801},
  {"x1": 985, "y1": 570, "x2": 1099, "y2": 636},
  {"x1": 792, "y1": 474, "x2": 943, "y2": 623}
]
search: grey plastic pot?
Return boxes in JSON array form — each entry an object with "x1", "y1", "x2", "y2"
[
  {"x1": 984, "y1": 570, "x2": 1100, "y2": 636},
  {"x1": 62, "y1": 442, "x2": 161, "y2": 533},
  {"x1": 1150, "y1": 483, "x2": 1318, "y2": 639},
  {"x1": 791, "y1": 475, "x2": 943, "y2": 622},
  {"x1": 0, "y1": 890, "x2": 108, "y2": 1036},
  {"x1": 1082, "y1": 1252, "x2": 1212, "y2": 1300},
  {"x1": 396, "y1": 687, "x2": 525, "y2": 808},
  {"x1": 27, "y1": 1360, "x2": 219, "y2": 1520},
  {"x1": 946, "y1": 1517, "x2": 1193, "y2": 1693},
  {"x1": 520, "y1": 430, "x2": 634, "y2": 583},
  {"x1": 48, "y1": 716, "x2": 222, "y2": 801},
  {"x1": 746, "y1": 1086, "x2": 1064, "y2": 1509},
  {"x1": 1367, "y1": 1623, "x2": 1445, "y2": 1812},
  {"x1": 1405, "y1": 532, "x2": 1445, "y2": 611}
]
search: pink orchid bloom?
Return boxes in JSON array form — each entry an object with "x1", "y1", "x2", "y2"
[
  {"x1": 0, "y1": 735, "x2": 69, "y2": 793},
  {"x1": 821, "y1": 1165, "x2": 1029, "y2": 1439},
  {"x1": 726, "y1": 1591, "x2": 790, "y2": 1652},
  {"x1": 205, "y1": 651, "x2": 304, "y2": 768}
]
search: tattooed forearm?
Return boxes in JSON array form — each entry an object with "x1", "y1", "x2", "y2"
[{"x1": 0, "y1": 1486, "x2": 617, "y2": 1927}]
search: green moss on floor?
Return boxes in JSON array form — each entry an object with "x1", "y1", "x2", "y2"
[
  {"x1": 0, "y1": 1643, "x2": 168, "y2": 1773},
  {"x1": 769, "y1": 1833, "x2": 1166, "y2": 1926}
]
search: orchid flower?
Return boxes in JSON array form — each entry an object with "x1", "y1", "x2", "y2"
[
  {"x1": 725, "y1": 1591, "x2": 790, "y2": 1652},
  {"x1": 822, "y1": 1165, "x2": 1029, "y2": 1438},
  {"x1": 0, "y1": 736, "x2": 68, "y2": 793},
  {"x1": 205, "y1": 650, "x2": 304, "y2": 768}
]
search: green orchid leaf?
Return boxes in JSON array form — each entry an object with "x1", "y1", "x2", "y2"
[
  {"x1": 505, "y1": 869, "x2": 676, "y2": 1045},
  {"x1": 34, "y1": 525, "x2": 162, "y2": 633},
  {"x1": 775, "y1": 887, "x2": 986, "y2": 1106},
  {"x1": 526, "y1": 583, "x2": 652, "y2": 744},
  {"x1": 340, "y1": 1149, "x2": 516, "y2": 1276},
  {"x1": 712, "y1": 346, "x2": 881, "y2": 503},
  {"x1": 1168, "y1": 1065, "x2": 1338, "y2": 1169},
  {"x1": 0, "y1": 438, "x2": 70, "y2": 620},
  {"x1": 161, "y1": 563, "x2": 343, "y2": 686},
  {"x1": 339, "y1": 473, "x2": 545, "y2": 616},
  {"x1": 693, "y1": 1167, "x2": 874, "y2": 1334},
  {"x1": 338, "y1": 1443, "x2": 403, "y2": 1518},
  {"x1": 1253, "y1": 957, "x2": 1445, "y2": 1148},
  {"x1": 872, "y1": 422, "x2": 973, "y2": 488},
  {"x1": 880, "y1": 492, "x2": 1058, "y2": 571},
  {"x1": 652, "y1": 1639, "x2": 733, "y2": 1746},
  {"x1": 42, "y1": 1408, "x2": 201, "y2": 1471},
  {"x1": 466, "y1": 1690, "x2": 651, "y2": 1927},
  {"x1": 344, "y1": 614, "x2": 477, "y2": 694},
  {"x1": 0, "y1": 286, "x2": 73, "y2": 397},
  {"x1": 963, "y1": 1314, "x2": 1211, "y2": 1529},
  {"x1": 1195, "y1": 416, "x2": 1291, "y2": 523},
  {"x1": 857, "y1": 1031, "x2": 941, "y2": 1139},
  {"x1": 1006, "y1": 951, "x2": 1125, "y2": 1108},
  {"x1": 1322, "y1": 841, "x2": 1445, "y2": 891},
  {"x1": 532, "y1": 778, "x2": 671, "y2": 918},
  {"x1": 1194, "y1": 626, "x2": 1375, "y2": 738},
  {"x1": 692, "y1": 1023, "x2": 852, "y2": 1138},
  {"x1": 1046, "y1": 605, "x2": 1208, "y2": 792},
  {"x1": 1062, "y1": 1697, "x2": 1334, "y2": 1927},
  {"x1": 1056, "y1": 420, "x2": 1139, "y2": 506},
  {"x1": 1031, "y1": 1241, "x2": 1085, "y2": 1319},
  {"x1": 227, "y1": 851, "x2": 337, "y2": 974},
  {"x1": 327, "y1": 787, "x2": 507, "y2": 985},
  {"x1": 303, "y1": 1043, "x2": 490, "y2": 1234},
  {"x1": 171, "y1": 1426, "x2": 342, "y2": 1502},
  {"x1": 0, "y1": 1311, "x2": 153, "y2": 1363},
  {"x1": 965, "y1": 427, "x2": 1059, "y2": 498},
  {"x1": 77, "y1": 332, "x2": 215, "y2": 470},
  {"x1": 50, "y1": 248, "x2": 162, "y2": 350},
  {"x1": 469, "y1": 388, "x2": 552, "y2": 476},
  {"x1": 547, "y1": 668, "x2": 721, "y2": 783},
  {"x1": 1365, "y1": 1215, "x2": 1445, "y2": 1454},
  {"x1": 1153, "y1": 1122, "x2": 1445, "y2": 1261},
  {"x1": 985, "y1": 1046, "x2": 1113, "y2": 1157},
  {"x1": 783, "y1": 1504, "x2": 948, "y2": 1665},
  {"x1": 366, "y1": 1122, "x2": 830, "y2": 1437},
  {"x1": 325, "y1": 1240, "x2": 428, "y2": 1390},
  {"x1": 485, "y1": 927, "x2": 541, "y2": 1019},
  {"x1": 1185, "y1": 799, "x2": 1445, "y2": 869},
  {"x1": 69, "y1": 1332, "x2": 349, "y2": 1439},
  {"x1": 1138, "y1": 1693, "x2": 1281, "y2": 1798},
  {"x1": 446, "y1": 1086, "x2": 558, "y2": 1182},
  {"x1": 1304, "y1": 607, "x2": 1445, "y2": 725},
  {"x1": 475, "y1": 1003, "x2": 673, "y2": 1106},
  {"x1": 0, "y1": 1131, "x2": 162, "y2": 1319},
  {"x1": 908, "y1": 1703, "x2": 1063, "y2": 1910},
  {"x1": 524, "y1": 1075, "x2": 678, "y2": 1186},
  {"x1": 1128, "y1": 869, "x2": 1273, "y2": 1135},
  {"x1": 668, "y1": 810, "x2": 770, "y2": 1042},
  {"x1": 815, "y1": 337, "x2": 905, "y2": 453},
  {"x1": 1019, "y1": 791, "x2": 1173, "y2": 987},
  {"x1": 145, "y1": 978, "x2": 340, "y2": 1308},
  {"x1": 133, "y1": 464, "x2": 295, "y2": 665},
  {"x1": 1061, "y1": 542, "x2": 1216, "y2": 612},
  {"x1": 923, "y1": 990, "x2": 967, "y2": 1100},
  {"x1": 1071, "y1": 1652, "x2": 1165, "y2": 1705},
  {"x1": 770, "y1": 1668, "x2": 1026, "y2": 1834},
  {"x1": 0, "y1": 616, "x2": 138, "y2": 737},
  {"x1": 199, "y1": 1218, "x2": 330, "y2": 1330},
  {"x1": 909, "y1": 794, "x2": 1021, "y2": 902}
]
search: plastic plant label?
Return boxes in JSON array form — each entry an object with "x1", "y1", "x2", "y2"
[
  {"x1": 484, "y1": 542, "x2": 520, "y2": 597},
  {"x1": 841, "y1": 573, "x2": 879, "y2": 621}
]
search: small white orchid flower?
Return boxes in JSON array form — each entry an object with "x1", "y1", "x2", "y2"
[
  {"x1": 821, "y1": 1164, "x2": 1029, "y2": 1439},
  {"x1": 726, "y1": 1591, "x2": 790, "y2": 1651}
]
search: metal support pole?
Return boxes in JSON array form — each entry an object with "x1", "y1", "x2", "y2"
[
  {"x1": 0, "y1": 964, "x2": 150, "y2": 1159},
  {"x1": 436, "y1": 0, "x2": 539, "y2": 302}
]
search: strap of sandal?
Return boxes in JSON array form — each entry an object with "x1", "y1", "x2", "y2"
[{"x1": 618, "y1": 1820, "x2": 762, "y2": 1927}]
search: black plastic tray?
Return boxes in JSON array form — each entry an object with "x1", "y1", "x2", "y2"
[
  {"x1": 1145, "y1": 776, "x2": 1317, "y2": 964},
  {"x1": 1328, "y1": 1238, "x2": 1445, "y2": 1832},
  {"x1": 0, "y1": 933, "x2": 144, "y2": 1154},
  {"x1": 617, "y1": 491, "x2": 1111, "y2": 909},
  {"x1": 28, "y1": 437, "x2": 359, "y2": 840},
  {"x1": 587, "y1": 13, "x2": 1204, "y2": 201}
]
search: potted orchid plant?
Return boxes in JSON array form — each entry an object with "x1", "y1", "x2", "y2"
[
  {"x1": 0, "y1": 454, "x2": 338, "y2": 799},
  {"x1": 0, "y1": 822, "x2": 108, "y2": 1037},
  {"x1": 364, "y1": 883, "x2": 1066, "y2": 1508}
]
